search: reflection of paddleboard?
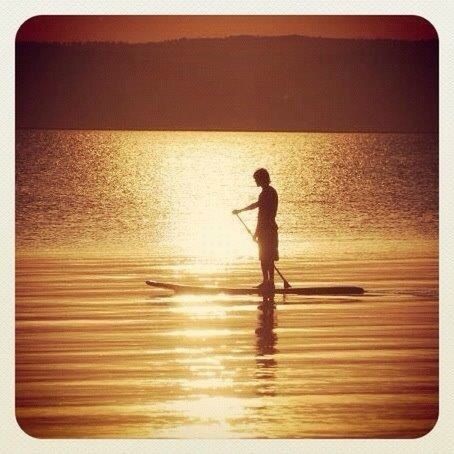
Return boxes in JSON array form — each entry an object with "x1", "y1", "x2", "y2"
[{"x1": 146, "y1": 280, "x2": 364, "y2": 295}]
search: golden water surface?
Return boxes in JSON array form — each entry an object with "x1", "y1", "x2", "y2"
[
  {"x1": 16, "y1": 130, "x2": 438, "y2": 438},
  {"x1": 16, "y1": 257, "x2": 437, "y2": 438}
]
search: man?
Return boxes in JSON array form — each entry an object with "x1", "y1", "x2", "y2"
[{"x1": 232, "y1": 168, "x2": 279, "y2": 290}]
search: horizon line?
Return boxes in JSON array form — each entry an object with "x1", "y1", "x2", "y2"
[
  {"x1": 16, "y1": 33, "x2": 439, "y2": 45},
  {"x1": 16, "y1": 126, "x2": 439, "y2": 134}
]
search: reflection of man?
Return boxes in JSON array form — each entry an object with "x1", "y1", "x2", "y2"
[{"x1": 233, "y1": 168, "x2": 279, "y2": 290}]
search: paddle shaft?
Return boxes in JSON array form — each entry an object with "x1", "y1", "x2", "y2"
[{"x1": 235, "y1": 213, "x2": 291, "y2": 288}]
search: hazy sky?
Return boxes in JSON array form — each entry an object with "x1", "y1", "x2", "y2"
[{"x1": 17, "y1": 15, "x2": 437, "y2": 43}]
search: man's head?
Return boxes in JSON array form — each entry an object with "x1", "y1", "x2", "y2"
[{"x1": 253, "y1": 168, "x2": 271, "y2": 187}]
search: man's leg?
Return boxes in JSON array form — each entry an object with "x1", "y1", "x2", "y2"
[
  {"x1": 268, "y1": 261, "x2": 275, "y2": 286},
  {"x1": 260, "y1": 260, "x2": 268, "y2": 285}
]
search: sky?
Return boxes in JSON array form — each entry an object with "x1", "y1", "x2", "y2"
[{"x1": 16, "y1": 15, "x2": 437, "y2": 43}]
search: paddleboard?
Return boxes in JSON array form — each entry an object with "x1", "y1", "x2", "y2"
[{"x1": 146, "y1": 280, "x2": 364, "y2": 295}]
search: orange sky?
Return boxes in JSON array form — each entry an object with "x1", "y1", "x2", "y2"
[{"x1": 17, "y1": 15, "x2": 437, "y2": 42}]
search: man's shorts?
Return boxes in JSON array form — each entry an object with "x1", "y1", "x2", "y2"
[{"x1": 257, "y1": 229, "x2": 279, "y2": 262}]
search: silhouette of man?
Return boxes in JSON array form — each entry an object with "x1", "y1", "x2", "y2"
[{"x1": 233, "y1": 168, "x2": 279, "y2": 290}]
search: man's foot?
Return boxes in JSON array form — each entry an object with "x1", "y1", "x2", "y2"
[
  {"x1": 255, "y1": 281, "x2": 268, "y2": 289},
  {"x1": 257, "y1": 282, "x2": 275, "y2": 295}
]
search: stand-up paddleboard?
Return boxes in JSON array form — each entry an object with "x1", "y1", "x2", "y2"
[{"x1": 146, "y1": 280, "x2": 364, "y2": 296}]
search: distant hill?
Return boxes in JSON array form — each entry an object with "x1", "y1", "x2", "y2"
[{"x1": 16, "y1": 36, "x2": 438, "y2": 132}]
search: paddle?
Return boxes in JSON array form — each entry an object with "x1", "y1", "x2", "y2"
[{"x1": 234, "y1": 212, "x2": 291, "y2": 288}]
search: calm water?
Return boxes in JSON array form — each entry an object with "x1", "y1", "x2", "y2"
[
  {"x1": 16, "y1": 130, "x2": 438, "y2": 260},
  {"x1": 16, "y1": 256, "x2": 438, "y2": 438},
  {"x1": 15, "y1": 130, "x2": 438, "y2": 438}
]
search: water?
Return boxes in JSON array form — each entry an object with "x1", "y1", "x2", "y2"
[
  {"x1": 15, "y1": 130, "x2": 438, "y2": 438},
  {"x1": 16, "y1": 256, "x2": 438, "y2": 438},
  {"x1": 16, "y1": 130, "x2": 438, "y2": 260}
]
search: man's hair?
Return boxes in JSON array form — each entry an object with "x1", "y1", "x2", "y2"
[{"x1": 253, "y1": 168, "x2": 271, "y2": 184}]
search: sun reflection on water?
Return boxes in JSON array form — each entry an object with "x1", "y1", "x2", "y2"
[
  {"x1": 169, "y1": 304, "x2": 228, "y2": 318},
  {"x1": 141, "y1": 132, "x2": 259, "y2": 261},
  {"x1": 166, "y1": 329, "x2": 234, "y2": 338},
  {"x1": 163, "y1": 396, "x2": 246, "y2": 419},
  {"x1": 155, "y1": 396, "x2": 247, "y2": 437},
  {"x1": 181, "y1": 378, "x2": 234, "y2": 390}
]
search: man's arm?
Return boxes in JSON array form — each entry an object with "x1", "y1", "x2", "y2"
[{"x1": 232, "y1": 201, "x2": 259, "y2": 215}]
